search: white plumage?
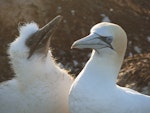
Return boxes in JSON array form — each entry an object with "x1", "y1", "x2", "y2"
[
  {"x1": 69, "y1": 22, "x2": 150, "y2": 113},
  {"x1": 0, "y1": 16, "x2": 73, "y2": 113}
]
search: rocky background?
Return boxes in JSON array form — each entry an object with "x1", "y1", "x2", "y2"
[{"x1": 0, "y1": 0, "x2": 150, "y2": 94}]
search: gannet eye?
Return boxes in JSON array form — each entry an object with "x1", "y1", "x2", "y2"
[
  {"x1": 105, "y1": 36, "x2": 113, "y2": 44},
  {"x1": 97, "y1": 35, "x2": 113, "y2": 45},
  {"x1": 94, "y1": 33, "x2": 113, "y2": 44}
]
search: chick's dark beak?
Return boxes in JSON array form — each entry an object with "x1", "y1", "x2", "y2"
[{"x1": 26, "y1": 15, "x2": 63, "y2": 59}]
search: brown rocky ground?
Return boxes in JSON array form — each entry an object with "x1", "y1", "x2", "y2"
[
  {"x1": 0, "y1": 0, "x2": 150, "y2": 94},
  {"x1": 118, "y1": 53, "x2": 150, "y2": 95}
]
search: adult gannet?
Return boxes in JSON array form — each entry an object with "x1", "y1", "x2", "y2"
[
  {"x1": 69, "y1": 22, "x2": 150, "y2": 113},
  {"x1": 0, "y1": 16, "x2": 73, "y2": 113}
]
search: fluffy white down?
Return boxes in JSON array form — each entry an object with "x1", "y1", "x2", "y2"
[
  {"x1": 8, "y1": 23, "x2": 39, "y2": 60},
  {"x1": 69, "y1": 22, "x2": 150, "y2": 113},
  {"x1": 0, "y1": 23, "x2": 73, "y2": 113}
]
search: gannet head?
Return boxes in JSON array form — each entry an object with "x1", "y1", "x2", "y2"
[
  {"x1": 8, "y1": 15, "x2": 62, "y2": 60},
  {"x1": 72, "y1": 22, "x2": 127, "y2": 56}
]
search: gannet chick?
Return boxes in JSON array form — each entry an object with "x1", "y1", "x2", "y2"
[
  {"x1": 69, "y1": 22, "x2": 150, "y2": 113},
  {"x1": 0, "y1": 16, "x2": 73, "y2": 113}
]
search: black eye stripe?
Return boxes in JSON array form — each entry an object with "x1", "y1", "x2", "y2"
[{"x1": 94, "y1": 33, "x2": 113, "y2": 44}]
